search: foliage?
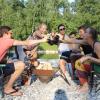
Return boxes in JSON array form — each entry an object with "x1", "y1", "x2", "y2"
[
  {"x1": 0, "y1": 0, "x2": 100, "y2": 39},
  {"x1": 73, "y1": 0, "x2": 100, "y2": 31}
]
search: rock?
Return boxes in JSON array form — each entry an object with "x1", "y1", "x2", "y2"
[{"x1": 1, "y1": 76, "x2": 98, "y2": 100}]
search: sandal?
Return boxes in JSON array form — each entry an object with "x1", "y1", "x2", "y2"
[
  {"x1": 4, "y1": 89, "x2": 23, "y2": 96},
  {"x1": 13, "y1": 85, "x2": 21, "y2": 91}
]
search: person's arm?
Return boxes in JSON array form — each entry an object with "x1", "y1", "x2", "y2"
[
  {"x1": 60, "y1": 38, "x2": 86, "y2": 44},
  {"x1": 89, "y1": 57, "x2": 100, "y2": 64},
  {"x1": 13, "y1": 38, "x2": 47, "y2": 46},
  {"x1": 59, "y1": 34, "x2": 86, "y2": 44},
  {"x1": 89, "y1": 43, "x2": 100, "y2": 64},
  {"x1": 80, "y1": 43, "x2": 100, "y2": 64},
  {"x1": 80, "y1": 55, "x2": 100, "y2": 64}
]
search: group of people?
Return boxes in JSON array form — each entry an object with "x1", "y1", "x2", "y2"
[
  {"x1": 0, "y1": 23, "x2": 100, "y2": 96},
  {"x1": 0, "y1": 25, "x2": 47, "y2": 96},
  {"x1": 61, "y1": 24, "x2": 100, "y2": 92}
]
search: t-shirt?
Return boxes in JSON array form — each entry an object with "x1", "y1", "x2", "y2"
[
  {"x1": 58, "y1": 34, "x2": 70, "y2": 54},
  {"x1": 0, "y1": 37, "x2": 14, "y2": 62}
]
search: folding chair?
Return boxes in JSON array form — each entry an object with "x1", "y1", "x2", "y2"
[{"x1": 90, "y1": 63, "x2": 100, "y2": 93}]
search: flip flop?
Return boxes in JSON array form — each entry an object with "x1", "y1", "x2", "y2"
[
  {"x1": 4, "y1": 89, "x2": 23, "y2": 96},
  {"x1": 13, "y1": 85, "x2": 21, "y2": 91}
]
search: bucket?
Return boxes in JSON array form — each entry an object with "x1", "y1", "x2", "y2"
[{"x1": 33, "y1": 69, "x2": 54, "y2": 83}]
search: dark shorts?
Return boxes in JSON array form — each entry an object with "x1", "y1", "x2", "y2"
[
  {"x1": 60, "y1": 51, "x2": 72, "y2": 62},
  {"x1": 0, "y1": 63, "x2": 15, "y2": 77}
]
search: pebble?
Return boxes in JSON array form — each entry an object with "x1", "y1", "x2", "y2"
[{"x1": 1, "y1": 76, "x2": 100, "y2": 100}]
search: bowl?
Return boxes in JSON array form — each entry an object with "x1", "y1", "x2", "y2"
[{"x1": 33, "y1": 69, "x2": 54, "y2": 83}]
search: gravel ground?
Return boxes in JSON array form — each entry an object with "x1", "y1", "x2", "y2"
[
  {"x1": 0, "y1": 57, "x2": 100, "y2": 100},
  {"x1": 1, "y1": 76, "x2": 97, "y2": 100},
  {"x1": 1, "y1": 59, "x2": 100, "y2": 100}
]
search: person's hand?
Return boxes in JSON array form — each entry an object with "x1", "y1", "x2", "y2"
[
  {"x1": 50, "y1": 32, "x2": 56, "y2": 37},
  {"x1": 42, "y1": 35, "x2": 48, "y2": 42},
  {"x1": 7, "y1": 58, "x2": 13, "y2": 63},
  {"x1": 79, "y1": 56, "x2": 91, "y2": 63}
]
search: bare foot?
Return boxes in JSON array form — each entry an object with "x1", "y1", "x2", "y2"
[
  {"x1": 78, "y1": 85, "x2": 89, "y2": 93},
  {"x1": 68, "y1": 85, "x2": 80, "y2": 91}
]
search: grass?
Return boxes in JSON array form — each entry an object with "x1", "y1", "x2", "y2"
[
  {"x1": 39, "y1": 43, "x2": 58, "y2": 51},
  {"x1": 38, "y1": 43, "x2": 59, "y2": 59},
  {"x1": 39, "y1": 54, "x2": 59, "y2": 59}
]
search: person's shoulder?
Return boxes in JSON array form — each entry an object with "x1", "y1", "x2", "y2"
[
  {"x1": 33, "y1": 30, "x2": 40, "y2": 34},
  {"x1": 95, "y1": 42, "x2": 100, "y2": 47},
  {"x1": 32, "y1": 30, "x2": 41, "y2": 37},
  {"x1": 0, "y1": 37, "x2": 3, "y2": 40},
  {"x1": 94, "y1": 42, "x2": 100, "y2": 52},
  {"x1": 1, "y1": 38, "x2": 15, "y2": 46},
  {"x1": 1, "y1": 37, "x2": 14, "y2": 41}
]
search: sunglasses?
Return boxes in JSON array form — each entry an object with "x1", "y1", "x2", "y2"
[{"x1": 59, "y1": 28, "x2": 65, "y2": 31}]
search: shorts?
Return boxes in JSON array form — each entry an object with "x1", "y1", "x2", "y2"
[
  {"x1": 60, "y1": 50, "x2": 72, "y2": 62},
  {"x1": 0, "y1": 63, "x2": 15, "y2": 77}
]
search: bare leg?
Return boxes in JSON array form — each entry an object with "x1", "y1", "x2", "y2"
[
  {"x1": 4, "y1": 61, "x2": 25, "y2": 96},
  {"x1": 78, "y1": 82, "x2": 89, "y2": 93},
  {"x1": 59, "y1": 59, "x2": 67, "y2": 76},
  {"x1": 59, "y1": 59, "x2": 77, "y2": 88}
]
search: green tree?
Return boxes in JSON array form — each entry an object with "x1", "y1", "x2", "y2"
[{"x1": 74, "y1": 0, "x2": 100, "y2": 31}]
